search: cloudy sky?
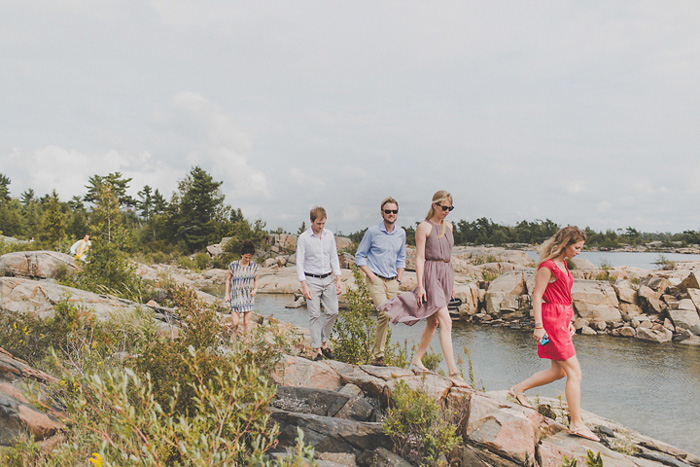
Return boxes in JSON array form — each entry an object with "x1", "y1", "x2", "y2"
[{"x1": 2, "y1": 1, "x2": 700, "y2": 235}]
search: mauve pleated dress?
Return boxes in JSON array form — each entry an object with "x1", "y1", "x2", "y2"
[{"x1": 378, "y1": 221, "x2": 453, "y2": 325}]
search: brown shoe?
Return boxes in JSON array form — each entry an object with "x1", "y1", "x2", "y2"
[{"x1": 370, "y1": 357, "x2": 387, "y2": 367}]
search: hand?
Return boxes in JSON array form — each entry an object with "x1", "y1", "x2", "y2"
[
  {"x1": 416, "y1": 286, "x2": 427, "y2": 306},
  {"x1": 224, "y1": 294, "x2": 230, "y2": 302},
  {"x1": 302, "y1": 283, "x2": 313, "y2": 300},
  {"x1": 569, "y1": 322, "x2": 576, "y2": 336},
  {"x1": 249, "y1": 290, "x2": 257, "y2": 297},
  {"x1": 451, "y1": 289, "x2": 456, "y2": 298},
  {"x1": 335, "y1": 278, "x2": 343, "y2": 295},
  {"x1": 368, "y1": 272, "x2": 376, "y2": 284},
  {"x1": 533, "y1": 327, "x2": 546, "y2": 342}
]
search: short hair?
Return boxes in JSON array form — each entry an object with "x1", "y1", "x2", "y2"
[
  {"x1": 240, "y1": 240, "x2": 255, "y2": 256},
  {"x1": 310, "y1": 206, "x2": 327, "y2": 222},
  {"x1": 380, "y1": 197, "x2": 399, "y2": 210}
]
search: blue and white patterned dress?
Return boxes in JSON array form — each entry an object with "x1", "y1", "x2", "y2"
[{"x1": 228, "y1": 260, "x2": 259, "y2": 313}]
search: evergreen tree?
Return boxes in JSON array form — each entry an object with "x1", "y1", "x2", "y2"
[
  {"x1": 174, "y1": 166, "x2": 228, "y2": 252},
  {"x1": 84, "y1": 172, "x2": 136, "y2": 208},
  {"x1": 38, "y1": 191, "x2": 67, "y2": 248},
  {"x1": 0, "y1": 173, "x2": 10, "y2": 204},
  {"x1": 82, "y1": 183, "x2": 135, "y2": 292}
]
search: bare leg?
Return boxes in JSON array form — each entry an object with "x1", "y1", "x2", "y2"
[
  {"x1": 242, "y1": 311, "x2": 252, "y2": 334},
  {"x1": 230, "y1": 311, "x2": 240, "y2": 339},
  {"x1": 412, "y1": 314, "x2": 438, "y2": 369},
  {"x1": 512, "y1": 360, "x2": 566, "y2": 394},
  {"x1": 435, "y1": 307, "x2": 459, "y2": 374}
]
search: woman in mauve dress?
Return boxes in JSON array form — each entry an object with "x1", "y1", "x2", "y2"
[
  {"x1": 377, "y1": 190, "x2": 469, "y2": 388},
  {"x1": 509, "y1": 226, "x2": 600, "y2": 442}
]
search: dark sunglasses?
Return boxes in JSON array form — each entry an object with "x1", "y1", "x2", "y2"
[
  {"x1": 383, "y1": 209, "x2": 398, "y2": 214},
  {"x1": 435, "y1": 203, "x2": 454, "y2": 212}
]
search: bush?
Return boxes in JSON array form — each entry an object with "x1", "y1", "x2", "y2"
[
  {"x1": 333, "y1": 268, "x2": 409, "y2": 366},
  {"x1": 383, "y1": 379, "x2": 461, "y2": 466}
]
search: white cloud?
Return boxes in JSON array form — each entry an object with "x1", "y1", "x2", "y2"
[
  {"x1": 288, "y1": 168, "x2": 326, "y2": 188},
  {"x1": 596, "y1": 201, "x2": 613, "y2": 213},
  {"x1": 563, "y1": 180, "x2": 586, "y2": 195}
]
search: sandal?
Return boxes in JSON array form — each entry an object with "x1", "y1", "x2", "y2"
[
  {"x1": 507, "y1": 387, "x2": 533, "y2": 409},
  {"x1": 569, "y1": 425, "x2": 600, "y2": 442},
  {"x1": 449, "y1": 372, "x2": 471, "y2": 389}
]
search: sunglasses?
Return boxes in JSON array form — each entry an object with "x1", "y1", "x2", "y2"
[
  {"x1": 435, "y1": 203, "x2": 454, "y2": 212},
  {"x1": 383, "y1": 209, "x2": 398, "y2": 214}
]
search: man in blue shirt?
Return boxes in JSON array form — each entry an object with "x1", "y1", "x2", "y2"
[{"x1": 355, "y1": 197, "x2": 406, "y2": 366}]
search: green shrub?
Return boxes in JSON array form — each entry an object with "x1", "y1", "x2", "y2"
[
  {"x1": 654, "y1": 254, "x2": 675, "y2": 270},
  {"x1": 383, "y1": 380, "x2": 461, "y2": 466},
  {"x1": 333, "y1": 268, "x2": 407, "y2": 366},
  {"x1": 481, "y1": 269, "x2": 498, "y2": 282},
  {"x1": 21, "y1": 351, "x2": 296, "y2": 466},
  {"x1": 194, "y1": 252, "x2": 210, "y2": 270}
]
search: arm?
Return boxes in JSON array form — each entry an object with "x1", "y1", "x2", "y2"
[
  {"x1": 396, "y1": 229, "x2": 407, "y2": 283},
  {"x1": 531, "y1": 265, "x2": 551, "y2": 342},
  {"x1": 224, "y1": 271, "x2": 232, "y2": 302},
  {"x1": 355, "y1": 230, "x2": 376, "y2": 283},
  {"x1": 329, "y1": 232, "x2": 343, "y2": 295},
  {"x1": 251, "y1": 271, "x2": 259, "y2": 297},
  {"x1": 414, "y1": 222, "x2": 430, "y2": 305},
  {"x1": 296, "y1": 234, "x2": 312, "y2": 300}
]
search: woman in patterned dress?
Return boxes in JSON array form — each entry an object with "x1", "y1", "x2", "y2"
[
  {"x1": 509, "y1": 226, "x2": 599, "y2": 442},
  {"x1": 224, "y1": 240, "x2": 259, "y2": 337}
]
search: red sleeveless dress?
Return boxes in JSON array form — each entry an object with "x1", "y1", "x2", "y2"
[{"x1": 538, "y1": 259, "x2": 576, "y2": 361}]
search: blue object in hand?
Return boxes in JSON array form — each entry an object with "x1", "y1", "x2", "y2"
[{"x1": 540, "y1": 334, "x2": 549, "y2": 346}]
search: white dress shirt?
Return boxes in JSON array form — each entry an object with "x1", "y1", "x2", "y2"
[{"x1": 296, "y1": 228, "x2": 342, "y2": 282}]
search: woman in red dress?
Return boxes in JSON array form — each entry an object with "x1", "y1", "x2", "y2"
[{"x1": 509, "y1": 226, "x2": 599, "y2": 442}]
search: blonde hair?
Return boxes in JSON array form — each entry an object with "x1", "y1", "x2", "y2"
[
  {"x1": 380, "y1": 197, "x2": 399, "y2": 210},
  {"x1": 425, "y1": 190, "x2": 452, "y2": 238},
  {"x1": 538, "y1": 226, "x2": 586, "y2": 265},
  {"x1": 309, "y1": 206, "x2": 327, "y2": 222}
]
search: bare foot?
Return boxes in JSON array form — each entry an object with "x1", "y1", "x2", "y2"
[
  {"x1": 569, "y1": 425, "x2": 600, "y2": 442},
  {"x1": 449, "y1": 372, "x2": 471, "y2": 388}
]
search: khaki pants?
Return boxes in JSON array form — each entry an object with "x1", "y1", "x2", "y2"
[{"x1": 366, "y1": 276, "x2": 400, "y2": 359}]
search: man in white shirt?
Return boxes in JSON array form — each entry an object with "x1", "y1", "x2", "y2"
[
  {"x1": 70, "y1": 234, "x2": 92, "y2": 262},
  {"x1": 296, "y1": 206, "x2": 343, "y2": 361}
]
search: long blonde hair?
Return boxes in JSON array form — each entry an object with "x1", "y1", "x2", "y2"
[
  {"x1": 425, "y1": 190, "x2": 452, "y2": 238},
  {"x1": 538, "y1": 226, "x2": 586, "y2": 265}
]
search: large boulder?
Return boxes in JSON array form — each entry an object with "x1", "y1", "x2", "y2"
[
  {"x1": 636, "y1": 326, "x2": 673, "y2": 343},
  {"x1": 0, "y1": 251, "x2": 78, "y2": 279},
  {"x1": 667, "y1": 299, "x2": 700, "y2": 332},
  {"x1": 465, "y1": 392, "x2": 549, "y2": 466},
  {"x1": 613, "y1": 280, "x2": 638, "y2": 304},
  {"x1": 455, "y1": 282, "x2": 480, "y2": 316},
  {"x1": 678, "y1": 271, "x2": 700, "y2": 292},
  {"x1": 571, "y1": 280, "x2": 622, "y2": 323},
  {"x1": 0, "y1": 277, "x2": 146, "y2": 320},
  {"x1": 0, "y1": 349, "x2": 64, "y2": 447},
  {"x1": 484, "y1": 271, "x2": 526, "y2": 315}
]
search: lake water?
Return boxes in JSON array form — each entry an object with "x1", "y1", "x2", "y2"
[
  {"x1": 526, "y1": 250, "x2": 700, "y2": 269},
  {"x1": 254, "y1": 294, "x2": 700, "y2": 456}
]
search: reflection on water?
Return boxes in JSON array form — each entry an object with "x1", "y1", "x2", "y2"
[{"x1": 255, "y1": 294, "x2": 700, "y2": 455}]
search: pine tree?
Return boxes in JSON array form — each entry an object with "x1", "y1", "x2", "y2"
[
  {"x1": 38, "y1": 191, "x2": 66, "y2": 248},
  {"x1": 82, "y1": 183, "x2": 135, "y2": 293}
]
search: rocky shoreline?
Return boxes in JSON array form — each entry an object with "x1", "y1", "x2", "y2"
[{"x1": 2, "y1": 249, "x2": 700, "y2": 465}]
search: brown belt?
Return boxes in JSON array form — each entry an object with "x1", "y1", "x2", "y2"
[{"x1": 426, "y1": 259, "x2": 450, "y2": 263}]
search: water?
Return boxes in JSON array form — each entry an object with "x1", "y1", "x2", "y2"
[
  {"x1": 254, "y1": 294, "x2": 700, "y2": 456},
  {"x1": 526, "y1": 250, "x2": 700, "y2": 269}
]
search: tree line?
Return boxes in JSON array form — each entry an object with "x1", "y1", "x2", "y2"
[
  {"x1": 351, "y1": 218, "x2": 700, "y2": 249},
  {"x1": 2, "y1": 168, "x2": 699, "y2": 257},
  {"x1": 0, "y1": 167, "x2": 267, "y2": 257}
]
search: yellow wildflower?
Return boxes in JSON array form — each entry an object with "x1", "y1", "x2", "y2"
[{"x1": 88, "y1": 452, "x2": 103, "y2": 466}]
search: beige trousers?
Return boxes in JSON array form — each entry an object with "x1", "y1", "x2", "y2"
[{"x1": 366, "y1": 276, "x2": 400, "y2": 359}]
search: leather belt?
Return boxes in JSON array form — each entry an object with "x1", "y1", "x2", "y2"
[
  {"x1": 375, "y1": 274, "x2": 397, "y2": 281},
  {"x1": 426, "y1": 259, "x2": 451, "y2": 263},
  {"x1": 305, "y1": 272, "x2": 332, "y2": 279}
]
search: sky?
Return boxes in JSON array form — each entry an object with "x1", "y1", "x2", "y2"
[{"x1": 2, "y1": 1, "x2": 700, "y2": 235}]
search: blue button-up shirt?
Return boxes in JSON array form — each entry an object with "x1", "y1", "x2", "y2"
[{"x1": 354, "y1": 223, "x2": 406, "y2": 278}]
